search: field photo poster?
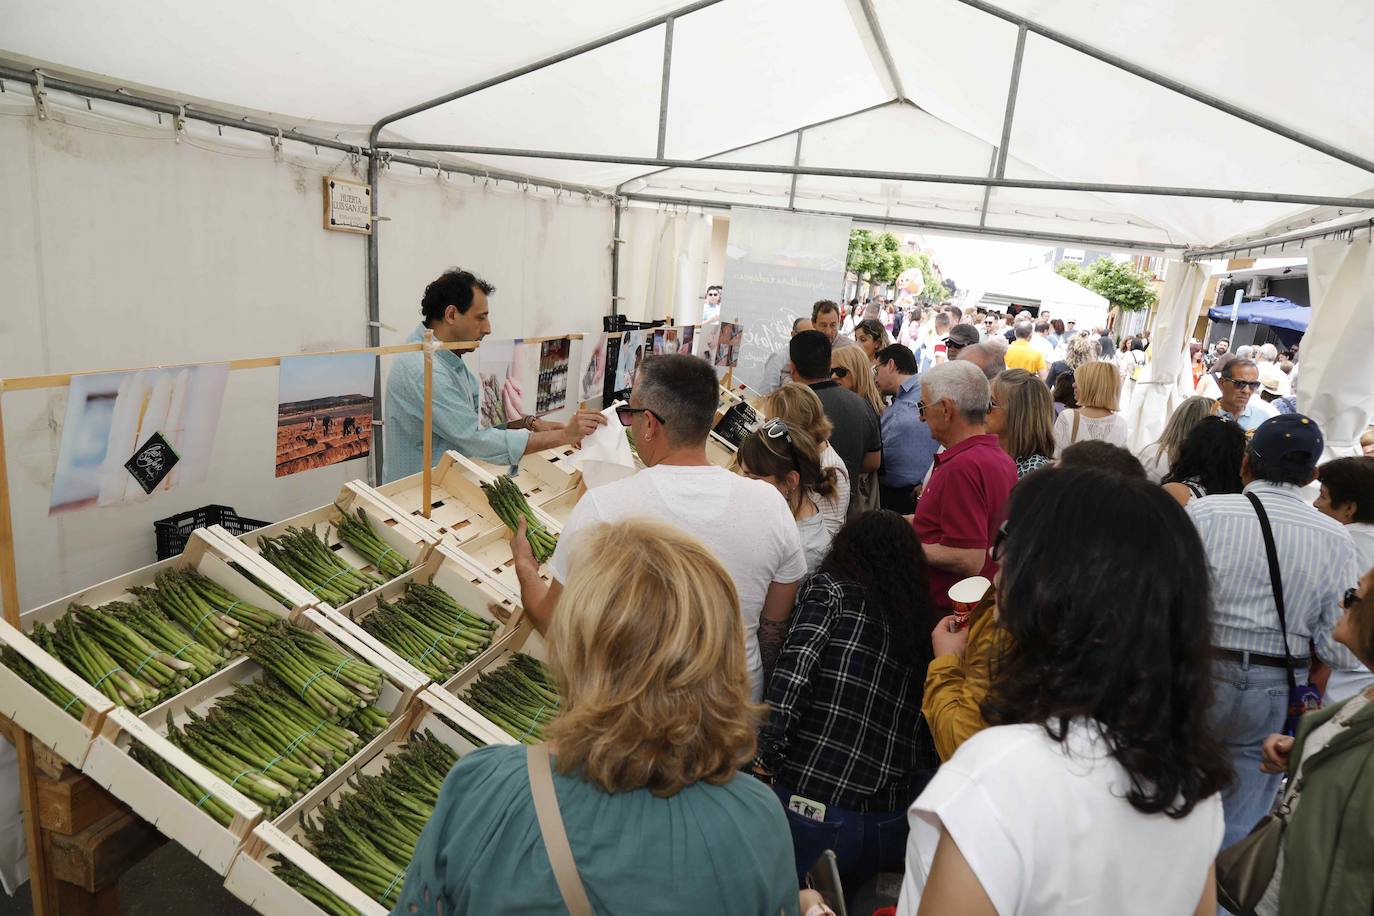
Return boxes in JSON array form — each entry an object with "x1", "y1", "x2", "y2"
[
  {"x1": 50, "y1": 363, "x2": 231, "y2": 514},
  {"x1": 275, "y1": 352, "x2": 377, "y2": 478}
]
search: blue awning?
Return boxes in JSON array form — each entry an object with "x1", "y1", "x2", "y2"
[{"x1": 1207, "y1": 296, "x2": 1311, "y2": 332}]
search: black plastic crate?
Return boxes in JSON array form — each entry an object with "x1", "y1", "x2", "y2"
[{"x1": 154, "y1": 504, "x2": 269, "y2": 560}]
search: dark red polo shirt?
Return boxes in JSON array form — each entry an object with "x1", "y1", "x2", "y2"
[{"x1": 912, "y1": 433, "x2": 1017, "y2": 615}]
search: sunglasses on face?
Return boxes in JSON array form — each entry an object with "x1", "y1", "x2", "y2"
[
  {"x1": 1223, "y1": 377, "x2": 1262, "y2": 391},
  {"x1": 615, "y1": 406, "x2": 665, "y2": 426},
  {"x1": 1343, "y1": 587, "x2": 1361, "y2": 610},
  {"x1": 831, "y1": 366, "x2": 850, "y2": 379}
]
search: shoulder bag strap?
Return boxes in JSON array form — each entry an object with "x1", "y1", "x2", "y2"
[
  {"x1": 1245, "y1": 492, "x2": 1298, "y2": 693},
  {"x1": 528, "y1": 744, "x2": 595, "y2": 916},
  {"x1": 1070, "y1": 409, "x2": 1081, "y2": 444}
]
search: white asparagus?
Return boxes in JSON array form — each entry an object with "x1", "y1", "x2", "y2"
[
  {"x1": 97, "y1": 372, "x2": 141, "y2": 506},
  {"x1": 160, "y1": 368, "x2": 190, "y2": 492},
  {"x1": 122, "y1": 369, "x2": 174, "y2": 502}
]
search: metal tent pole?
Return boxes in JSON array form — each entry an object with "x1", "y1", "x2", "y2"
[
  {"x1": 948, "y1": 0, "x2": 1374, "y2": 176},
  {"x1": 1183, "y1": 218, "x2": 1374, "y2": 261},
  {"x1": 657, "y1": 18, "x2": 675, "y2": 158},
  {"x1": 373, "y1": 142, "x2": 1374, "y2": 210},
  {"x1": 981, "y1": 24, "x2": 1027, "y2": 228}
]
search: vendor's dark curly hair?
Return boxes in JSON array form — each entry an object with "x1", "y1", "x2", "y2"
[
  {"x1": 981, "y1": 467, "x2": 1232, "y2": 817},
  {"x1": 818, "y1": 510, "x2": 931, "y2": 663}
]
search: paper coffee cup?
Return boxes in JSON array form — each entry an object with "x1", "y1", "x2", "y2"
[{"x1": 948, "y1": 576, "x2": 991, "y2": 628}]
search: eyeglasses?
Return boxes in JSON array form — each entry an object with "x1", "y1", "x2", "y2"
[
  {"x1": 1343, "y1": 587, "x2": 1361, "y2": 610},
  {"x1": 1222, "y1": 376, "x2": 1262, "y2": 391},
  {"x1": 830, "y1": 366, "x2": 850, "y2": 379},
  {"x1": 615, "y1": 406, "x2": 665, "y2": 426}
]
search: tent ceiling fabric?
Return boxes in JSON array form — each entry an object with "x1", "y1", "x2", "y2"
[{"x1": 3, "y1": 0, "x2": 1371, "y2": 248}]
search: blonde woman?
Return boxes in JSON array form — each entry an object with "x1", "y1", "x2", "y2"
[
  {"x1": 396, "y1": 519, "x2": 802, "y2": 915},
  {"x1": 1136, "y1": 395, "x2": 1217, "y2": 483},
  {"x1": 1046, "y1": 330, "x2": 1103, "y2": 388},
  {"x1": 988, "y1": 369, "x2": 1057, "y2": 478},
  {"x1": 830, "y1": 345, "x2": 884, "y2": 512},
  {"x1": 762, "y1": 384, "x2": 851, "y2": 535},
  {"x1": 1053, "y1": 361, "x2": 1127, "y2": 456}
]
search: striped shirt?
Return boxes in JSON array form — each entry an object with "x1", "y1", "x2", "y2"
[{"x1": 1186, "y1": 481, "x2": 1360, "y2": 667}]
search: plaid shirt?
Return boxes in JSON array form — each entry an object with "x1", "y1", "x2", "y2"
[{"x1": 758, "y1": 574, "x2": 933, "y2": 811}]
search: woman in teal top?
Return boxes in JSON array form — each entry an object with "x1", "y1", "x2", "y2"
[{"x1": 392, "y1": 518, "x2": 800, "y2": 916}]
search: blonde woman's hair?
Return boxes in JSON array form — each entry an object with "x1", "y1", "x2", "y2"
[
  {"x1": 545, "y1": 519, "x2": 761, "y2": 796},
  {"x1": 1075, "y1": 361, "x2": 1122, "y2": 411},
  {"x1": 993, "y1": 369, "x2": 1056, "y2": 462},
  {"x1": 832, "y1": 345, "x2": 885, "y2": 416},
  {"x1": 1064, "y1": 331, "x2": 1102, "y2": 370},
  {"x1": 761, "y1": 383, "x2": 833, "y2": 444},
  {"x1": 1150, "y1": 395, "x2": 1218, "y2": 468}
]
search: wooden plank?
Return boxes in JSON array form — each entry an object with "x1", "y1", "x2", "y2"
[
  {"x1": 56, "y1": 880, "x2": 121, "y2": 916},
  {"x1": 38, "y1": 771, "x2": 123, "y2": 836},
  {"x1": 46, "y1": 809, "x2": 163, "y2": 892}
]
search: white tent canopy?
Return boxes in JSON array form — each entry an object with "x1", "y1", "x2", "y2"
[
  {"x1": 972, "y1": 265, "x2": 1110, "y2": 323},
  {"x1": 4, "y1": 0, "x2": 1373, "y2": 254}
]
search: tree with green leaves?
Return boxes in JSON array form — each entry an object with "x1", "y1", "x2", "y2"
[
  {"x1": 1055, "y1": 258, "x2": 1156, "y2": 311},
  {"x1": 846, "y1": 229, "x2": 905, "y2": 290}
]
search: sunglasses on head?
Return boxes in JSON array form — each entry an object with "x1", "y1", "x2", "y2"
[
  {"x1": 1223, "y1": 376, "x2": 1262, "y2": 391},
  {"x1": 615, "y1": 405, "x2": 665, "y2": 426},
  {"x1": 830, "y1": 366, "x2": 850, "y2": 379}
]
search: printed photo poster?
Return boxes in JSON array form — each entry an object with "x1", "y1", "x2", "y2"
[
  {"x1": 699, "y1": 323, "x2": 721, "y2": 366},
  {"x1": 477, "y1": 339, "x2": 525, "y2": 429},
  {"x1": 580, "y1": 333, "x2": 610, "y2": 405},
  {"x1": 50, "y1": 363, "x2": 230, "y2": 514},
  {"x1": 613, "y1": 329, "x2": 648, "y2": 392},
  {"x1": 714, "y1": 321, "x2": 745, "y2": 368},
  {"x1": 676, "y1": 326, "x2": 696, "y2": 356},
  {"x1": 275, "y1": 352, "x2": 377, "y2": 478},
  {"x1": 536, "y1": 337, "x2": 572, "y2": 414}
]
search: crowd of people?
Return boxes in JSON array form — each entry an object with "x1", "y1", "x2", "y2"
[{"x1": 393, "y1": 277, "x2": 1374, "y2": 916}]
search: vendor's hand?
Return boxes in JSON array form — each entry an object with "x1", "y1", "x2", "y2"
[
  {"x1": 509, "y1": 516, "x2": 537, "y2": 572},
  {"x1": 931, "y1": 615, "x2": 969, "y2": 658},
  {"x1": 799, "y1": 890, "x2": 835, "y2": 916},
  {"x1": 564, "y1": 409, "x2": 606, "y2": 446},
  {"x1": 1260, "y1": 733, "x2": 1294, "y2": 774}
]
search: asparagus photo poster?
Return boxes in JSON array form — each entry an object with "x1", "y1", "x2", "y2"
[
  {"x1": 275, "y1": 352, "x2": 377, "y2": 478},
  {"x1": 477, "y1": 339, "x2": 526, "y2": 429},
  {"x1": 580, "y1": 333, "x2": 609, "y2": 407},
  {"x1": 49, "y1": 363, "x2": 230, "y2": 514}
]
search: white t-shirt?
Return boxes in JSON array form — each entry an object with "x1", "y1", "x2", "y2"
[
  {"x1": 1053, "y1": 409, "x2": 1128, "y2": 457},
  {"x1": 818, "y1": 444, "x2": 850, "y2": 537},
  {"x1": 548, "y1": 464, "x2": 808, "y2": 700},
  {"x1": 796, "y1": 504, "x2": 831, "y2": 575},
  {"x1": 1031, "y1": 335, "x2": 1055, "y2": 363},
  {"x1": 896, "y1": 721, "x2": 1224, "y2": 916}
]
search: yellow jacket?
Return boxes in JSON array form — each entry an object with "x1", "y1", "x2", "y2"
[{"x1": 922, "y1": 596, "x2": 1007, "y2": 761}]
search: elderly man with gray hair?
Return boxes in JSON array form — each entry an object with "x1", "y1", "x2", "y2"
[
  {"x1": 911, "y1": 361, "x2": 1018, "y2": 619},
  {"x1": 956, "y1": 342, "x2": 1007, "y2": 380}
]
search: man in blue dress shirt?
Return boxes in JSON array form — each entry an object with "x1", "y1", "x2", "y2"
[
  {"x1": 874, "y1": 343, "x2": 938, "y2": 514},
  {"x1": 383, "y1": 268, "x2": 604, "y2": 483}
]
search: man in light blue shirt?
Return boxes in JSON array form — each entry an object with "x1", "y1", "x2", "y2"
[
  {"x1": 1215, "y1": 356, "x2": 1276, "y2": 432},
  {"x1": 382, "y1": 268, "x2": 604, "y2": 483},
  {"x1": 759, "y1": 317, "x2": 813, "y2": 394},
  {"x1": 1187, "y1": 414, "x2": 1360, "y2": 849},
  {"x1": 874, "y1": 344, "x2": 937, "y2": 514}
]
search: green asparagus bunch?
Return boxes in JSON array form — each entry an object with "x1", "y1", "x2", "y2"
[
  {"x1": 335, "y1": 506, "x2": 411, "y2": 580},
  {"x1": 359, "y1": 584, "x2": 497, "y2": 681},
  {"x1": 49, "y1": 613, "x2": 159, "y2": 710},
  {"x1": 70, "y1": 604, "x2": 194, "y2": 694},
  {"x1": 129, "y1": 743, "x2": 235, "y2": 826},
  {"x1": 133, "y1": 571, "x2": 245, "y2": 655},
  {"x1": 105, "y1": 600, "x2": 225, "y2": 681},
  {"x1": 270, "y1": 857, "x2": 360, "y2": 916},
  {"x1": 297, "y1": 731, "x2": 459, "y2": 909},
  {"x1": 249, "y1": 623, "x2": 383, "y2": 719},
  {"x1": 461, "y1": 653, "x2": 560, "y2": 744},
  {"x1": 258, "y1": 527, "x2": 385, "y2": 606},
  {"x1": 342, "y1": 705, "x2": 391, "y2": 741},
  {"x1": 1, "y1": 639, "x2": 85, "y2": 719},
  {"x1": 480, "y1": 475, "x2": 558, "y2": 563}
]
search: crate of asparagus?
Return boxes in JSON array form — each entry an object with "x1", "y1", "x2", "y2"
[
  {"x1": 0, "y1": 530, "x2": 313, "y2": 725},
  {"x1": 223, "y1": 691, "x2": 506, "y2": 916},
  {"x1": 372, "y1": 451, "x2": 510, "y2": 546},
  {"x1": 226, "y1": 482, "x2": 437, "y2": 610},
  {"x1": 83, "y1": 607, "x2": 421, "y2": 876},
  {"x1": 470, "y1": 447, "x2": 581, "y2": 510},
  {"x1": 320, "y1": 547, "x2": 522, "y2": 687},
  {"x1": 0, "y1": 619, "x2": 115, "y2": 767},
  {"x1": 440, "y1": 625, "x2": 559, "y2": 747}
]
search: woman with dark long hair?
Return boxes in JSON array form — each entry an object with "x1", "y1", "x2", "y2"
[
  {"x1": 896, "y1": 468, "x2": 1231, "y2": 916},
  {"x1": 1162, "y1": 415, "x2": 1246, "y2": 506},
  {"x1": 756, "y1": 510, "x2": 936, "y2": 904}
]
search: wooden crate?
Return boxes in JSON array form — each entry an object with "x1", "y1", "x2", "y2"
[
  {"x1": 439, "y1": 620, "x2": 554, "y2": 745},
  {"x1": 83, "y1": 608, "x2": 421, "y2": 877},
  {"x1": 0, "y1": 619, "x2": 114, "y2": 768},
  {"x1": 706, "y1": 430, "x2": 738, "y2": 469},
  {"x1": 223, "y1": 692, "x2": 511, "y2": 916},
  {"x1": 231, "y1": 482, "x2": 438, "y2": 607},
  {"x1": 470, "y1": 448, "x2": 580, "y2": 509},
  {"x1": 442, "y1": 528, "x2": 551, "y2": 605},
  {"x1": 373, "y1": 452, "x2": 506, "y2": 545},
  {"x1": 318, "y1": 547, "x2": 524, "y2": 689}
]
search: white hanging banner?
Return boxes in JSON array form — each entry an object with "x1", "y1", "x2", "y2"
[
  {"x1": 721, "y1": 207, "x2": 851, "y2": 390},
  {"x1": 1125, "y1": 260, "x2": 1208, "y2": 453},
  {"x1": 1301, "y1": 239, "x2": 1374, "y2": 459}
]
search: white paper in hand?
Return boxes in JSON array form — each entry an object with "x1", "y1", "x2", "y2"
[{"x1": 565, "y1": 402, "x2": 636, "y2": 477}]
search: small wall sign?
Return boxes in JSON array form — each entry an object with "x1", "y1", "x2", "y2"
[
  {"x1": 323, "y1": 176, "x2": 372, "y2": 234},
  {"x1": 124, "y1": 432, "x2": 180, "y2": 494}
]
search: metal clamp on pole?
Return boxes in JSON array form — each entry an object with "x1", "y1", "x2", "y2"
[
  {"x1": 173, "y1": 105, "x2": 186, "y2": 142},
  {"x1": 270, "y1": 128, "x2": 284, "y2": 161},
  {"x1": 30, "y1": 69, "x2": 48, "y2": 120}
]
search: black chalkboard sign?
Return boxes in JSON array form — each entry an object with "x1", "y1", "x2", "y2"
[
  {"x1": 124, "y1": 432, "x2": 180, "y2": 494},
  {"x1": 712, "y1": 401, "x2": 760, "y2": 449}
]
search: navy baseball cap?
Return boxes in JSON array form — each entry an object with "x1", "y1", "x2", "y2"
[{"x1": 1249, "y1": 413, "x2": 1323, "y2": 472}]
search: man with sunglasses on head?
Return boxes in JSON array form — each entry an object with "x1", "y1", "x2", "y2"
[
  {"x1": 1214, "y1": 356, "x2": 1276, "y2": 431},
  {"x1": 508, "y1": 353, "x2": 807, "y2": 702},
  {"x1": 789, "y1": 330, "x2": 881, "y2": 514}
]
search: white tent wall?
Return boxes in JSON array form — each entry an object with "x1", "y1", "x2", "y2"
[
  {"x1": 0, "y1": 99, "x2": 613, "y2": 610},
  {"x1": 616, "y1": 206, "x2": 711, "y2": 324},
  {"x1": 1300, "y1": 239, "x2": 1374, "y2": 459},
  {"x1": 1123, "y1": 260, "x2": 1208, "y2": 453}
]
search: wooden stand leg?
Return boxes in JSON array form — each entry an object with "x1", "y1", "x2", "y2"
[
  {"x1": 422, "y1": 331, "x2": 434, "y2": 519},
  {"x1": 55, "y1": 881, "x2": 120, "y2": 916}
]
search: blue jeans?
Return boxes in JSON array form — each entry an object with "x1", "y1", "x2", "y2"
[
  {"x1": 771, "y1": 783, "x2": 919, "y2": 905},
  {"x1": 1208, "y1": 656, "x2": 1303, "y2": 851}
]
